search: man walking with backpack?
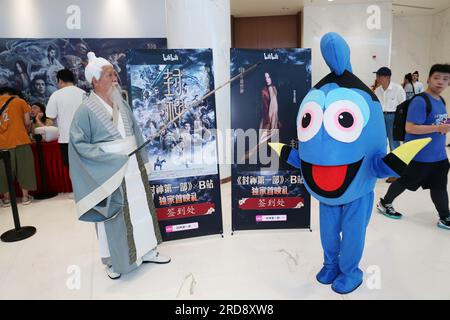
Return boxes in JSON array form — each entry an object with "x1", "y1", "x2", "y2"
[
  {"x1": 377, "y1": 64, "x2": 450, "y2": 230},
  {"x1": 374, "y1": 67, "x2": 406, "y2": 183}
]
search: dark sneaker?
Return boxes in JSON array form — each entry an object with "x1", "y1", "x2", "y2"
[
  {"x1": 2, "y1": 199, "x2": 11, "y2": 207},
  {"x1": 376, "y1": 198, "x2": 402, "y2": 219},
  {"x1": 437, "y1": 217, "x2": 450, "y2": 230}
]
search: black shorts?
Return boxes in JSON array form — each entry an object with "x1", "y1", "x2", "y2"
[
  {"x1": 398, "y1": 159, "x2": 449, "y2": 191},
  {"x1": 59, "y1": 143, "x2": 69, "y2": 167}
]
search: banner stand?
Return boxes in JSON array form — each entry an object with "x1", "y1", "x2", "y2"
[{"x1": 230, "y1": 48, "x2": 312, "y2": 232}]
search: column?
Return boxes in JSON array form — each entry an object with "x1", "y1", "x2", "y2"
[{"x1": 166, "y1": 0, "x2": 232, "y2": 179}]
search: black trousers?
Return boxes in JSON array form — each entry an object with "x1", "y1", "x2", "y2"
[
  {"x1": 59, "y1": 143, "x2": 69, "y2": 167},
  {"x1": 383, "y1": 160, "x2": 450, "y2": 220}
]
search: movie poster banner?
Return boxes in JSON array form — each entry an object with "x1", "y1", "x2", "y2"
[
  {"x1": 230, "y1": 48, "x2": 311, "y2": 231},
  {"x1": 0, "y1": 38, "x2": 166, "y2": 104},
  {"x1": 127, "y1": 49, "x2": 223, "y2": 241}
]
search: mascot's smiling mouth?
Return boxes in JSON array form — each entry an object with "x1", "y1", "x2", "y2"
[{"x1": 301, "y1": 158, "x2": 363, "y2": 198}]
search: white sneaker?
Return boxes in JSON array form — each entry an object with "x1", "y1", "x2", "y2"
[
  {"x1": 2, "y1": 199, "x2": 11, "y2": 207},
  {"x1": 142, "y1": 249, "x2": 171, "y2": 264},
  {"x1": 105, "y1": 265, "x2": 121, "y2": 279},
  {"x1": 22, "y1": 195, "x2": 33, "y2": 205}
]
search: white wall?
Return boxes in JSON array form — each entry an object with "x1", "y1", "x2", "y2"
[
  {"x1": 390, "y1": 7, "x2": 450, "y2": 103},
  {"x1": 303, "y1": 2, "x2": 392, "y2": 87},
  {"x1": 431, "y1": 7, "x2": 450, "y2": 103},
  {"x1": 391, "y1": 15, "x2": 433, "y2": 86},
  {"x1": 0, "y1": 0, "x2": 166, "y2": 38}
]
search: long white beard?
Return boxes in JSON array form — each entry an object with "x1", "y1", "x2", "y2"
[
  {"x1": 108, "y1": 84, "x2": 125, "y2": 126},
  {"x1": 109, "y1": 84, "x2": 125, "y2": 107}
]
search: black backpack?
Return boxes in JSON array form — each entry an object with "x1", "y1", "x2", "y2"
[{"x1": 393, "y1": 93, "x2": 445, "y2": 141}]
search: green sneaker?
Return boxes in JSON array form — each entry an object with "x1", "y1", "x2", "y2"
[
  {"x1": 437, "y1": 217, "x2": 450, "y2": 230},
  {"x1": 376, "y1": 198, "x2": 403, "y2": 219}
]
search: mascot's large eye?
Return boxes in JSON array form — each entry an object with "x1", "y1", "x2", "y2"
[
  {"x1": 302, "y1": 113, "x2": 312, "y2": 128},
  {"x1": 338, "y1": 112, "x2": 354, "y2": 128},
  {"x1": 323, "y1": 100, "x2": 364, "y2": 143},
  {"x1": 297, "y1": 101, "x2": 323, "y2": 142}
]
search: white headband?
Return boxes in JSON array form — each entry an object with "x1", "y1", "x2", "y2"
[{"x1": 84, "y1": 51, "x2": 112, "y2": 84}]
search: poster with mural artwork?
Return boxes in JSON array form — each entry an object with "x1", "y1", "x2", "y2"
[
  {"x1": 127, "y1": 48, "x2": 223, "y2": 241},
  {"x1": 0, "y1": 38, "x2": 166, "y2": 104}
]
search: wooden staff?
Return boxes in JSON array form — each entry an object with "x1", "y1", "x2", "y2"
[{"x1": 128, "y1": 61, "x2": 261, "y2": 157}]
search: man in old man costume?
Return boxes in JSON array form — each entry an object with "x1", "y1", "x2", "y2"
[{"x1": 69, "y1": 52, "x2": 171, "y2": 279}]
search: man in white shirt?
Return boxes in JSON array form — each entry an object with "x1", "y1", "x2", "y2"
[
  {"x1": 46, "y1": 69, "x2": 86, "y2": 168},
  {"x1": 412, "y1": 70, "x2": 425, "y2": 94},
  {"x1": 374, "y1": 67, "x2": 407, "y2": 152}
]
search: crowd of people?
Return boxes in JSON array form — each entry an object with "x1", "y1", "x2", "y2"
[
  {"x1": 0, "y1": 49, "x2": 449, "y2": 281},
  {"x1": 2, "y1": 63, "x2": 450, "y2": 220},
  {"x1": 371, "y1": 64, "x2": 450, "y2": 229},
  {"x1": 0, "y1": 68, "x2": 86, "y2": 206},
  {"x1": 1, "y1": 52, "x2": 172, "y2": 278}
]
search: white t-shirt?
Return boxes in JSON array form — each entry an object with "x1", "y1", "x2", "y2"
[
  {"x1": 374, "y1": 82, "x2": 406, "y2": 112},
  {"x1": 46, "y1": 85, "x2": 86, "y2": 143},
  {"x1": 404, "y1": 83, "x2": 415, "y2": 100},
  {"x1": 414, "y1": 81, "x2": 424, "y2": 94}
]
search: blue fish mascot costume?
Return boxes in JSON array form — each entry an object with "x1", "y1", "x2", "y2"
[{"x1": 270, "y1": 32, "x2": 430, "y2": 294}]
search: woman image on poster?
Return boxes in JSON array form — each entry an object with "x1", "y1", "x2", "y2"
[
  {"x1": 259, "y1": 71, "x2": 281, "y2": 142},
  {"x1": 14, "y1": 60, "x2": 31, "y2": 92},
  {"x1": 243, "y1": 71, "x2": 282, "y2": 162}
]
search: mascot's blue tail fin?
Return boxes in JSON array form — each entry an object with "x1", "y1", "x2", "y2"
[{"x1": 320, "y1": 32, "x2": 352, "y2": 76}]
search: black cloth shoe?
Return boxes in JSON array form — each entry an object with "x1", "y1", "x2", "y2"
[{"x1": 376, "y1": 198, "x2": 403, "y2": 219}]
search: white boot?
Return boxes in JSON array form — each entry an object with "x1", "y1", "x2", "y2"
[
  {"x1": 142, "y1": 248, "x2": 171, "y2": 264},
  {"x1": 105, "y1": 265, "x2": 121, "y2": 279}
]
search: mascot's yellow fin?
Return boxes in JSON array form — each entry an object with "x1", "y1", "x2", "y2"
[
  {"x1": 383, "y1": 138, "x2": 431, "y2": 175},
  {"x1": 393, "y1": 138, "x2": 431, "y2": 164},
  {"x1": 268, "y1": 143, "x2": 287, "y2": 157}
]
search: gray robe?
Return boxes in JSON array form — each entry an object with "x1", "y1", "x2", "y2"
[{"x1": 69, "y1": 93, "x2": 162, "y2": 274}]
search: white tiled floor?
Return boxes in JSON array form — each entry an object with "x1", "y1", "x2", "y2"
[{"x1": 1, "y1": 178, "x2": 449, "y2": 300}]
